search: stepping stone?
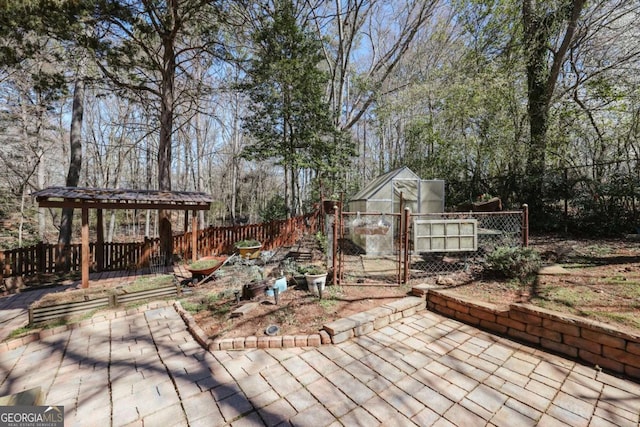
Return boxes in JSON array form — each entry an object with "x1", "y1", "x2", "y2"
[{"x1": 231, "y1": 302, "x2": 259, "y2": 317}]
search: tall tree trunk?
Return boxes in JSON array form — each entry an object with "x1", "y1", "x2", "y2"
[
  {"x1": 522, "y1": 0, "x2": 585, "y2": 215},
  {"x1": 56, "y1": 76, "x2": 84, "y2": 270},
  {"x1": 158, "y1": 35, "x2": 176, "y2": 265},
  {"x1": 145, "y1": 143, "x2": 153, "y2": 238}
]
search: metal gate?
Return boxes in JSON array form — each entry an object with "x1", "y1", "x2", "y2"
[{"x1": 330, "y1": 206, "x2": 528, "y2": 285}]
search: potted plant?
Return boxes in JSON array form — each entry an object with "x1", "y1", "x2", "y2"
[
  {"x1": 302, "y1": 265, "x2": 327, "y2": 296},
  {"x1": 235, "y1": 239, "x2": 262, "y2": 259},
  {"x1": 280, "y1": 258, "x2": 304, "y2": 287}
]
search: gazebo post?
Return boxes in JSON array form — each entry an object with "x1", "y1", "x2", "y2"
[
  {"x1": 96, "y1": 208, "x2": 104, "y2": 272},
  {"x1": 191, "y1": 209, "x2": 198, "y2": 262},
  {"x1": 81, "y1": 207, "x2": 90, "y2": 288}
]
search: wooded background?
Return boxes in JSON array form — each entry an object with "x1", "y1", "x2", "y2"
[{"x1": 1, "y1": 0, "x2": 639, "y2": 249}]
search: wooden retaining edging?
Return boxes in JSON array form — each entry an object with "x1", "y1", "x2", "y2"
[{"x1": 28, "y1": 284, "x2": 181, "y2": 325}]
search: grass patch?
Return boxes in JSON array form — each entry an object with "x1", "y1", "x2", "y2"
[
  {"x1": 560, "y1": 263, "x2": 597, "y2": 269},
  {"x1": 318, "y1": 285, "x2": 343, "y2": 311},
  {"x1": 272, "y1": 305, "x2": 296, "y2": 325},
  {"x1": 578, "y1": 310, "x2": 640, "y2": 330},
  {"x1": 7, "y1": 326, "x2": 38, "y2": 339},
  {"x1": 319, "y1": 298, "x2": 338, "y2": 311},
  {"x1": 7, "y1": 317, "x2": 70, "y2": 340},
  {"x1": 581, "y1": 244, "x2": 614, "y2": 256},
  {"x1": 209, "y1": 300, "x2": 233, "y2": 317},
  {"x1": 180, "y1": 300, "x2": 207, "y2": 314},
  {"x1": 601, "y1": 279, "x2": 640, "y2": 298},
  {"x1": 188, "y1": 258, "x2": 222, "y2": 271},
  {"x1": 126, "y1": 274, "x2": 175, "y2": 292},
  {"x1": 533, "y1": 286, "x2": 600, "y2": 308},
  {"x1": 180, "y1": 289, "x2": 237, "y2": 316}
]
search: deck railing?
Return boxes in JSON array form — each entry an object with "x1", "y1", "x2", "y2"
[{"x1": 0, "y1": 211, "x2": 319, "y2": 279}]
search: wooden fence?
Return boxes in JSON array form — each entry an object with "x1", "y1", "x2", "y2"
[{"x1": 0, "y1": 211, "x2": 319, "y2": 279}]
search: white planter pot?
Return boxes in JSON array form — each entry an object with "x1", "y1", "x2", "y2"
[{"x1": 305, "y1": 273, "x2": 327, "y2": 296}]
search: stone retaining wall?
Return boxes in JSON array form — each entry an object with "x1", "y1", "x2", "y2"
[
  {"x1": 424, "y1": 288, "x2": 640, "y2": 380},
  {"x1": 322, "y1": 296, "x2": 426, "y2": 344}
]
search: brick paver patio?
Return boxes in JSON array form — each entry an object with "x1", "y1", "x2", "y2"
[{"x1": 1, "y1": 299, "x2": 639, "y2": 426}]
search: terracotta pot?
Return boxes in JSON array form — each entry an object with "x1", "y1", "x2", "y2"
[{"x1": 237, "y1": 245, "x2": 262, "y2": 259}]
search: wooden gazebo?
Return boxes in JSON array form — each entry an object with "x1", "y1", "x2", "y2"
[{"x1": 32, "y1": 187, "x2": 212, "y2": 288}]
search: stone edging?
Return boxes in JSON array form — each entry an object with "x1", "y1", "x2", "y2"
[
  {"x1": 174, "y1": 296, "x2": 428, "y2": 351},
  {"x1": 423, "y1": 287, "x2": 640, "y2": 380},
  {"x1": 322, "y1": 296, "x2": 426, "y2": 344},
  {"x1": 175, "y1": 300, "x2": 327, "y2": 350}
]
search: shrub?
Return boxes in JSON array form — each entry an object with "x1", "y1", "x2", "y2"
[
  {"x1": 299, "y1": 264, "x2": 326, "y2": 275},
  {"x1": 314, "y1": 231, "x2": 327, "y2": 253},
  {"x1": 486, "y1": 246, "x2": 542, "y2": 280},
  {"x1": 260, "y1": 194, "x2": 288, "y2": 222}
]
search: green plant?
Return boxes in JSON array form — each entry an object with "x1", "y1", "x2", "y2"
[
  {"x1": 280, "y1": 258, "x2": 300, "y2": 276},
  {"x1": 319, "y1": 298, "x2": 337, "y2": 311},
  {"x1": 7, "y1": 325, "x2": 38, "y2": 339},
  {"x1": 485, "y1": 246, "x2": 542, "y2": 280},
  {"x1": 180, "y1": 300, "x2": 207, "y2": 314},
  {"x1": 188, "y1": 258, "x2": 221, "y2": 271},
  {"x1": 314, "y1": 231, "x2": 328, "y2": 253},
  {"x1": 210, "y1": 301, "x2": 233, "y2": 317},
  {"x1": 235, "y1": 239, "x2": 261, "y2": 248},
  {"x1": 259, "y1": 194, "x2": 288, "y2": 222},
  {"x1": 273, "y1": 305, "x2": 296, "y2": 325},
  {"x1": 318, "y1": 285, "x2": 342, "y2": 311},
  {"x1": 300, "y1": 264, "x2": 326, "y2": 275},
  {"x1": 204, "y1": 292, "x2": 221, "y2": 305}
]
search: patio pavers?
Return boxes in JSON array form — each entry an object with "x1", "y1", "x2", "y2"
[{"x1": 0, "y1": 293, "x2": 639, "y2": 425}]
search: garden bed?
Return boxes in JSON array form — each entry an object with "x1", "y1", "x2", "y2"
[
  {"x1": 184, "y1": 235, "x2": 640, "y2": 341},
  {"x1": 181, "y1": 280, "x2": 411, "y2": 340}
]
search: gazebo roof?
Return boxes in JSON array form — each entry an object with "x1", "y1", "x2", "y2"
[{"x1": 32, "y1": 187, "x2": 212, "y2": 210}]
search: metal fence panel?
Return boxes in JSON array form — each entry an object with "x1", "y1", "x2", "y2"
[
  {"x1": 407, "y1": 211, "x2": 525, "y2": 280},
  {"x1": 332, "y1": 209, "x2": 526, "y2": 285}
]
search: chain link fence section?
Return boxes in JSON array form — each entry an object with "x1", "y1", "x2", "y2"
[
  {"x1": 407, "y1": 211, "x2": 525, "y2": 281},
  {"x1": 332, "y1": 212, "x2": 403, "y2": 285}
]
